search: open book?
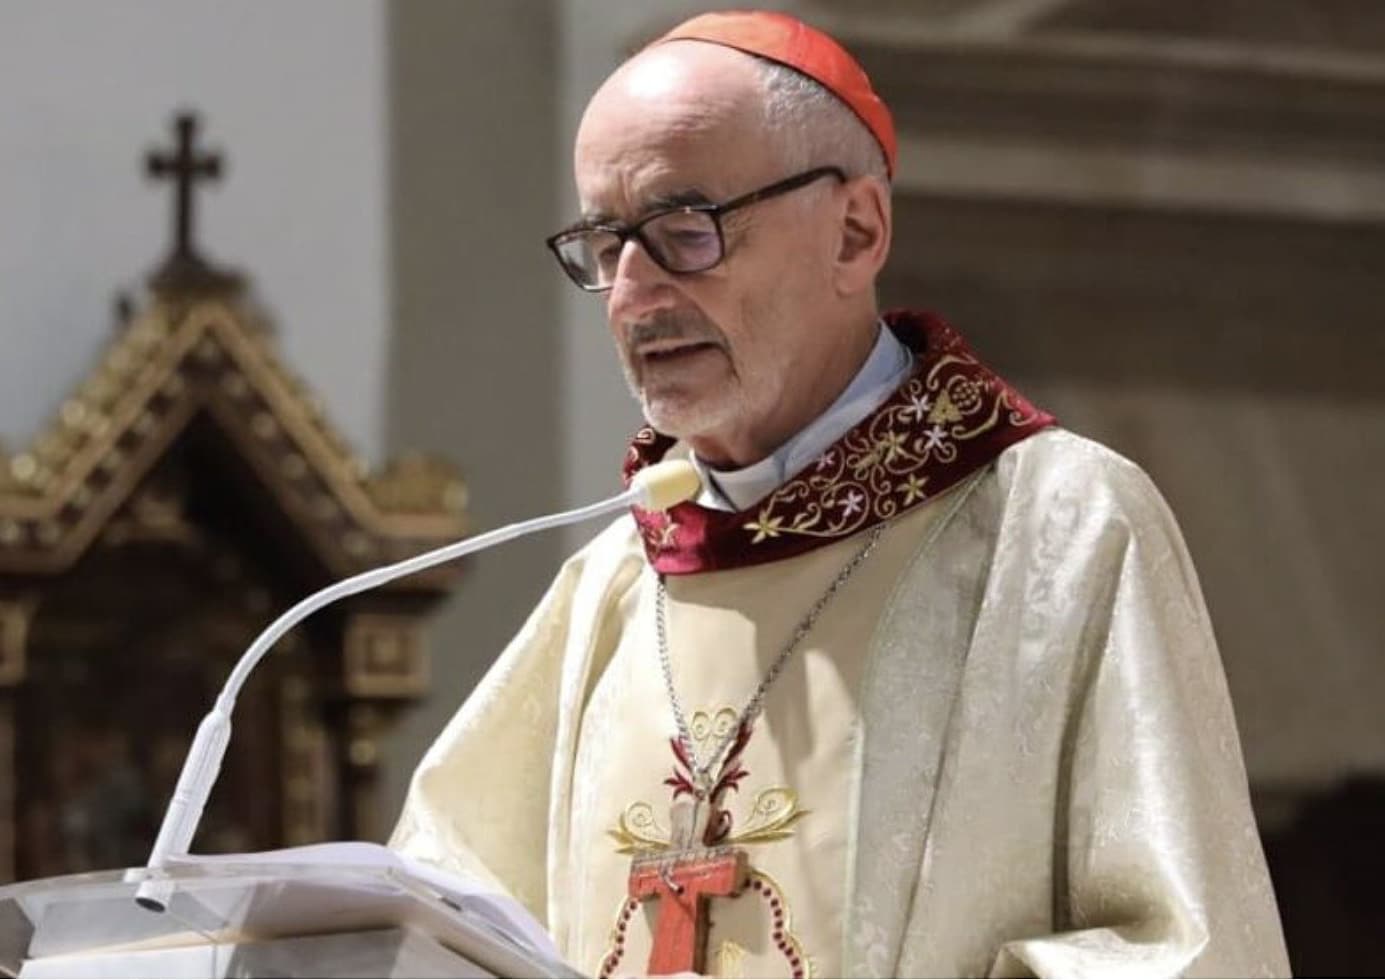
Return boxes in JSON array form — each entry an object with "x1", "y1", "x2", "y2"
[
  {"x1": 163, "y1": 841, "x2": 575, "y2": 975},
  {"x1": 2, "y1": 841, "x2": 581, "y2": 978}
]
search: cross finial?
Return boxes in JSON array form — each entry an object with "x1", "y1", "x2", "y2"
[
  {"x1": 144, "y1": 111, "x2": 241, "y2": 297},
  {"x1": 147, "y1": 112, "x2": 220, "y2": 259}
]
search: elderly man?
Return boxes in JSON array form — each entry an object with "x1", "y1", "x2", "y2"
[{"x1": 393, "y1": 11, "x2": 1288, "y2": 978}]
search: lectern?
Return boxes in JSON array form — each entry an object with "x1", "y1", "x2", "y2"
[{"x1": 0, "y1": 859, "x2": 578, "y2": 978}]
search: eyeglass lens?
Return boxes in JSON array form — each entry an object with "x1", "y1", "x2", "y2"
[{"x1": 556, "y1": 210, "x2": 723, "y2": 288}]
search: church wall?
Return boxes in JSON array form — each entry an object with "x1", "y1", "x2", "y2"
[
  {"x1": 377, "y1": 0, "x2": 563, "y2": 820},
  {"x1": 0, "y1": 0, "x2": 391, "y2": 462}
]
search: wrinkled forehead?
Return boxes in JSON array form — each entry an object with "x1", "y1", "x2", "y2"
[{"x1": 574, "y1": 43, "x2": 776, "y2": 220}]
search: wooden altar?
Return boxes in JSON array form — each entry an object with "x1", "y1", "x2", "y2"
[{"x1": 0, "y1": 113, "x2": 467, "y2": 882}]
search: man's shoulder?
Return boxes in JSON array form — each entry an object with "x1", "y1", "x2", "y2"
[
  {"x1": 999, "y1": 425, "x2": 1141, "y2": 477},
  {"x1": 999, "y1": 426, "x2": 1155, "y2": 491},
  {"x1": 556, "y1": 512, "x2": 646, "y2": 584},
  {"x1": 992, "y1": 427, "x2": 1177, "y2": 532}
]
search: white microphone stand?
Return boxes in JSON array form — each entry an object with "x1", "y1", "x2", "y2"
[{"x1": 133, "y1": 461, "x2": 698, "y2": 911}]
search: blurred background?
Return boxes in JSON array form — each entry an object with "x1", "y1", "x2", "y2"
[{"x1": 0, "y1": 1, "x2": 1380, "y2": 973}]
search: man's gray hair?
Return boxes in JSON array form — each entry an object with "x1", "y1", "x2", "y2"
[{"x1": 757, "y1": 60, "x2": 889, "y2": 182}]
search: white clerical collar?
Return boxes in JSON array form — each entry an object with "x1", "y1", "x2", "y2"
[{"x1": 690, "y1": 322, "x2": 914, "y2": 511}]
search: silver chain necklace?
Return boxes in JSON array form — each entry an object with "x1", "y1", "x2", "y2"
[{"x1": 655, "y1": 523, "x2": 885, "y2": 792}]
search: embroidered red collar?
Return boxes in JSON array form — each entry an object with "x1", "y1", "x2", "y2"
[{"x1": 623, "y1": 310, "x2": 1054, "y2": 574}]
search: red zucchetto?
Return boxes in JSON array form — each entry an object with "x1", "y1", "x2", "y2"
[{"x1": 653, "y1": 10, "x2": 897, "y2": 177}]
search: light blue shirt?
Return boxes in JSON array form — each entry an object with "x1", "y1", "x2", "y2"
[{"x1": 691, "y1": 323, "x2": 914, "y2": 511}]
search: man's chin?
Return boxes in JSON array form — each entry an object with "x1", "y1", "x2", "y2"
[{"x1": 640, "y1": 394, "x2": 730, "y2": 441}]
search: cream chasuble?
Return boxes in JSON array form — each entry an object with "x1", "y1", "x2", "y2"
[
  {"x1": 571, "y1": 493, "x2": 954, "y2": 977},
  {"x1": 391, "y1": 427, "x2": 1289, "y2": 977}
]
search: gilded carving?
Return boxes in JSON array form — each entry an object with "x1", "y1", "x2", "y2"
[
  {"x1": 344, "y1": 614, "x2": 427, "y2": 698},
  {"x1": 0, "y1": 599, "x2": 33, "y2": 687},
  {"x1": 279, "y1": 670, "x2": 330, "y2": 845},
  {"x1": 0, "y1": 704, "x2": 12, "y2": 882},
  {"x1": 0, "y1": 287, "x2": 466, "y2": 874},
  {"x1": 0, "y1": 114, "x2": 481, "y2": 874},
  {"x1": 0, "y1": 300, "x2": 468, "y2": 576},
  {"x1": 366, "y1": 453, "x2": 470, "y2": 516}
]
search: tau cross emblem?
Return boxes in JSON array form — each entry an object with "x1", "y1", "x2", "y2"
[
  {"x1": 625, "y1": 725, "x2": 753, "y2": 975},
  {"x1": 628, "y1": 843, "x2": 749, "y2": 975}
]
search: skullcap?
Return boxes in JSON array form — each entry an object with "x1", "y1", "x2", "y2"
[{"x1": 654, "y1": 10, "x2": 897, "y2": 177}]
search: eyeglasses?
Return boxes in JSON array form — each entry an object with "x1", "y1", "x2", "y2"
[{"x1": 546, "y1": 166, "x2": 846, "y2": 292}]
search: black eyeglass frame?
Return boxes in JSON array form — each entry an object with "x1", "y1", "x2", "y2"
[{"x1": 546, "y1": 165, "x2": 847, "y2": 292}]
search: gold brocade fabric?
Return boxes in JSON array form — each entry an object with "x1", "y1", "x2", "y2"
[{"x1": 391, "y1": 429, "x2": 1290, "y2": 978}]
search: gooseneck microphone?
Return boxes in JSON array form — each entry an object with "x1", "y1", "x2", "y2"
[{"x1": 133, "y1": 460, "x2": 700, "y2": 911}]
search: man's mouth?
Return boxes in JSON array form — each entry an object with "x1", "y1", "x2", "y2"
[{"x1": 639, "y1": 340, "x2": 720, "y2": 363}]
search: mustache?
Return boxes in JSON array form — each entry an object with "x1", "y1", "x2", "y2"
[{"x1": 623, "y1": 310, "x2": 726, "y2": 352}]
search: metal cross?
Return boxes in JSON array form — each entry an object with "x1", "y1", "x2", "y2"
[{"x1": 146, "y1": 112, "x2": 221, "y2": 261}]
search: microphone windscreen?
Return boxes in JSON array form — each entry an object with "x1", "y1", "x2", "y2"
[{"x1": 631, "y1": 460, "x2": 701, "y2": 510}]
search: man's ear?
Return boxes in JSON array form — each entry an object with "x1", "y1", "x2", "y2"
[{"x1": 831, "y1": 175, "x2": 891, "y2": 297}]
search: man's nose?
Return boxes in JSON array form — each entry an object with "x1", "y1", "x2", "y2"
[{"x1": 607, "y1": 237, "x2": 677, "y2": 324}]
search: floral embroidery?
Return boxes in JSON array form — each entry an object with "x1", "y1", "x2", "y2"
[
  {"x1": 745, "y1": 513, "x2": 785, "y2": 544},
  {"x1": 623, "y1": 311, "x2": 1053, "y2": 573},
  {"x1": 741, "y1": 344, "x2": 1036, "y2": 542},
  {"x1": 899, "y1": 474, "x2": 928, "y2": 506},
  {"x1": 603, "y1": 706, "x2": 813, "y2": 978},
  {"x1": 608, "y1": 709, "x2": 808, "y2": 854}
]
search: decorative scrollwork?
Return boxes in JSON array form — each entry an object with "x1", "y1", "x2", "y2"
[
  {"x1": 609, "y1": 801, "x2": 671, "y2": 855},
  {"x1": 741, "y1": 349, "x2": 1028, "y2": 543}
]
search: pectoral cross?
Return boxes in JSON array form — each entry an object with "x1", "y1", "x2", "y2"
[
  {"x1": 628, "y1": 845, "x2": 749, "y2": 976},
  {"x1": 627, "y1": 790, "x2": 750, "y2": 975}
]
